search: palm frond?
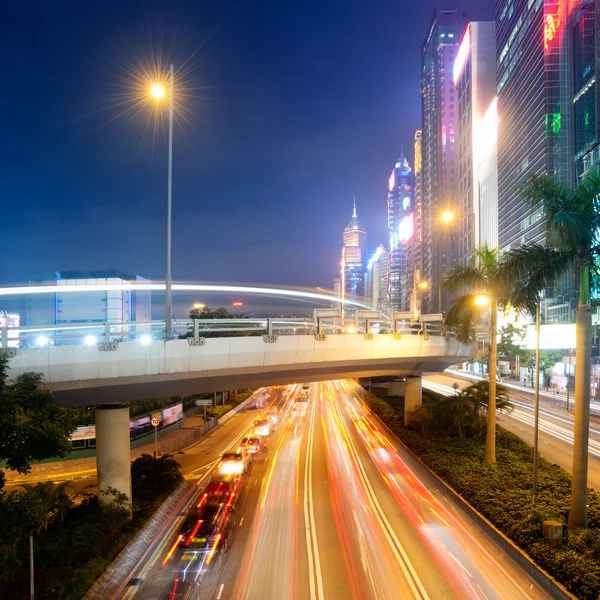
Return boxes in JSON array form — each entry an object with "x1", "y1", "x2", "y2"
[
  {"x1": 521, "y1": 174, "x2": 593, "y2": 255},
  {"x1": 499, "y1": 243, "x2": 571, "y2": 316},
  {"x1": 443, "y1": 266, "x2": 487, "y2": 293},
  {"x1": 444, "y1": 293, "x2": 481, "y2": 344}
]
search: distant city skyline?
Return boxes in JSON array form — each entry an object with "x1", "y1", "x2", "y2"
[{"x1": 0, "y1": 0, "x2": 493, "y2": 288}]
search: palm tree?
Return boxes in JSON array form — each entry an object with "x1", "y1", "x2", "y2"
[
  {"x1": 443, "y1": 243, "x2": 509, "y2": 463},
  {"x1": 131, "y1": 453, "x2": 183, "y2": 500},
  {"x1": 460, "y1": 381, "x2": 511, "y2": 430},
  {"x1": 499, "y1": 173, "x2": 600, "y2": 529}
]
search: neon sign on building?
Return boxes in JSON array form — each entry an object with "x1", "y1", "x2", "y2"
[
  {"x1": 544, "y1": 8, "x2": 560, "y2": 51},
  {"x1": 398, "y1": 213, "x2": 415, "y2": 243}
]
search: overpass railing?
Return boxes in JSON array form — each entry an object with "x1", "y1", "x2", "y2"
[{"x1": 0, "y1": 315, "x2": 449, "y2": 350}]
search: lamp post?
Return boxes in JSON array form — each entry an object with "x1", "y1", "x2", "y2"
[
  {"x1": 532, "y1": 297, "x2": 541, "y2": 507},
  {"x1": 150, "y1": 65, "x2": 175, "y2": 339}
]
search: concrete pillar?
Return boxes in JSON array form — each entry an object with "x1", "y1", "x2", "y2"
[
  {"x1": 96, "y1": 405, "x2": 131, "y2": 510},
  {"x1": 404, "y1": 376, "x2": 422, "y2": 426}
]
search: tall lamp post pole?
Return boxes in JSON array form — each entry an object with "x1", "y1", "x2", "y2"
[
  {"x1": 165, "y1": 64, "x2": 174, "y2": 340},
  {"x1": 532, "y1": 297, "x2": 541, "y2": 506}
]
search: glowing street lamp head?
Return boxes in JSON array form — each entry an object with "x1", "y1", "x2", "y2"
[
  {"x1": 193, "y1": 303, "x2": 205, "y2": 310},
  {"x1": 150, "y1": 83, "x2": 166, "y2": 100},
  {"x1": 419, "y1": 281, "x2": 429, "y2": 290},
  {"x1": 441, "y1": 210, "x2": 454, "y2": 225},
  {"x1": 474, "y1": 294, "x2": 491, "y2": 307}
]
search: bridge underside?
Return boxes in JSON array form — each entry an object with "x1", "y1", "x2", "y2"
[{"x1": 47, "y1": 356, "x2": 463, "y2": 407}]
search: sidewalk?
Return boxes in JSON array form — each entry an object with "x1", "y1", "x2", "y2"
[{"x1": 3, "y1": 413, "x2": 214, "y2": 487}]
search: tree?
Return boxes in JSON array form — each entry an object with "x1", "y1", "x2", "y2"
[
  {"x1": 520, "y1": 349, "x2": 564, "y2": 387},
  {"x1": 185, "y1": 306, "x2": 257, "y2": 338},
  {"x1": 459, "y1": 381, "x2": 512, "y2": 430},
  {"x1": 497, "y1": 324, "x2": 525, "y2": 362},
  {"x1": 131, "y1": 453, "x2": 183, "y2": 501},
  {"x1": 443, "y1": 244, "x2": 517, "y2": 463},
  {"x1": 501, "y1": 173, "x2": 600, "y2": 529},
  {"x1": 0, "y1": 356, "x2": 77, "y2": 484}
]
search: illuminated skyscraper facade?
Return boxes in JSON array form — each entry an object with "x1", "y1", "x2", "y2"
[
  {"x1": 421, "y1": 2, "x2": 462, "y2": 312},
  {"x1": 342, "y1": 202, "x2": 367, "y2": 299},
  {"x1": 412, "y1": 130, "x2": 423, "y2": 290},
  {"x1": 496, "y1": 0, "x2": 577, "y2": 319},
  {"x1": 496, "y1": 0, "x2": 574, "y2": 253},
  {"x1": 454, "y1": 21, "x2": 496, "y2": 265},
  {"x1": 388, "y1": 152, "x2": 416, "y2": 312},
  {"x1": 365, "y1": 245, "x2": 389, "y2": 313}
]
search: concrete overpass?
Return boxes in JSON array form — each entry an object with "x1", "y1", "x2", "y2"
[
  {"x1": 7, "y1": 332, "x2": 474, "y2": 407},
  {"x1": 2, "y1": 316, "x2": 474, "y2": 507}
]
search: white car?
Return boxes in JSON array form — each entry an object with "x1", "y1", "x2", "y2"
[
  {"x1": 252, "y1": 418, "x2": 272, "y2": 437},
  {"x1": 217, "y1": 450, "x2": 251, "y2": 475}
]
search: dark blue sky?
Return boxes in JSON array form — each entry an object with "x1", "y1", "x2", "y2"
[{"x1": 1, "y1": 0, "x2": 492, "y2": 289}]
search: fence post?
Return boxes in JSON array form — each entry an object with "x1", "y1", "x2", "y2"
[
  {"x1": 104, "y1": 322, "x2": 111, "y2": 343},
  {"x1": 267, "y1": 318, "x2": 273, "y2": 336},
  {"x1": 1, "y1": 326, "x2": 7, "y2": 348},
  {"x1": 193, "y1": 319, "x2": 200, "y2": 338}
]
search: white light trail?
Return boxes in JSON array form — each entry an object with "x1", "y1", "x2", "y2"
[{"x1": 0, "y1": 283, "x2": 370, "y2": 309}]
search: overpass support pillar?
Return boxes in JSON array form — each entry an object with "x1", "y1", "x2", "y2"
[
  {"x1": 404, "y1": 376, "x2": 422, "y2": 426},
  {"x1": 96, "y1": 405, "x2": 132, "y2": 513}
]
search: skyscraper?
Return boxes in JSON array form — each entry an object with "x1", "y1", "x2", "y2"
[
  {"x1": 573, "y1": 1, "x2": 599, "y2": 181},
  {"x1": 496, "y1": 0, "x2": 574, "y2": 252},
  {"x1": 413, "y1": 130, "x2": 423, "y2": 290},
  {"x1": 341, "y1": 202, "x2": 367, "y2": 300},
  {"x1": 496, "y1": 0, "x2": 576, "y2": 319},
  {"x1": 454, "y1": 21, "x2": 496, "y2": 265},
  {"x1": 421, "y1": 2, "x2": 462, "y2": 312},
  {"x1": 365, "y1": 245, "x2": 389, "y2": 313},
  {"x1": 388, "y1": 152, "x2": 416, "y2": 312}
]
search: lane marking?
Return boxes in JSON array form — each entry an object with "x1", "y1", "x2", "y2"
[
  {"x1": 239, "y1": 516, "x2": 244, "y2": 527},
  {"x1": 331, "y1": 392, "x2": 430, "y2": 600},
  {"x1": 216, "y1": 583, "x2": 225, "y2": 599},
  {"x1": 303, "y1": 389, "x2": 325, "y2": 600}
]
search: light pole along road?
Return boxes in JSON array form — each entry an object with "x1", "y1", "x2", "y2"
[
  {"x1": 150, "y1": 64, "x2": 175, "y2": 340},
  {"x1": 118, "y1": 381, "x2": 547, "y2": 600}
]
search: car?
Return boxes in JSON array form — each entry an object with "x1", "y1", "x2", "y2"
[
  {"x1": 167, "y1": 579, "x2": 198, "y2": 599},
  {"x1": 217, "y1": 451, "x2": 251, "y2": 475},
  {"x1": 252, "y1": 418, "x2": 272, "y2": 437},
  {"x1": 176, "y1": 501, "x2": 236, "y2": 568},
  {"x1": 203, "y1": 473, "x2": 242, "y2": 504},
  {"x1": 265, "y1": 410, "x2": 279, "y2": 425},
  {"x1": 239, "y1": 436, "x2": 265, "y2": 455}
]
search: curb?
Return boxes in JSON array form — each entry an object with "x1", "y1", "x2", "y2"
[{"x1": 364, "y1": 398, "x2": 577, "y2": 600}]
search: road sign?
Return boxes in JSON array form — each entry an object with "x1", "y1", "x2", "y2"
[
  {"x1": 452, "y1": 383, "x2": 459, "y2": 390},
  {"x1": 195, "y1": 399, "x2": 213, "y2": 406},
  {"x1": 151, "y1": 415, "x2": 161, "y2": 427}
]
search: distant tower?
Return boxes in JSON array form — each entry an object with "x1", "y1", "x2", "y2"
[
  {"x1": 342, "y1": 201, "x2": 367, "y2": 300},
  {"x1": 388, "y1": 152, "x2": 416, "y2": 312}
]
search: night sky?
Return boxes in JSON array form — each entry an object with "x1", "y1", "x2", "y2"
[{"x1": 1, "y1": 0, "x2": 493, "y2": 290}]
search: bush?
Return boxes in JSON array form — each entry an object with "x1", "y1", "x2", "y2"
[
  {"x1": 207, "y1": 404, "x2": 234, "y2": 419},
  {"x1": 362, "y1": 388, "x2": 600, "y2": 600}
]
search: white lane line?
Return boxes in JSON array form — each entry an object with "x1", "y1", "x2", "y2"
[
  {"x1": 331, "y1": 391, "x2": 430, "y2": 600},
  {"x1": 216, "y1": 583, "x2": 225, "y2": 599},
  {"x1": 303, "y1": 387, "x2": 324, "y2": 600},
  {"x1": 239, "y1": 516, "x2": 244, "y2": 527}
]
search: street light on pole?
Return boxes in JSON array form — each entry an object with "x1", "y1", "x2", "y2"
[{"x1": 150, "y1": 65, "x2": 175, "y2": 339}]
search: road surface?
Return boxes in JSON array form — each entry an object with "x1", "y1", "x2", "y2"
[{"x1": 116, "y1": 380, "x2": 547, "y2": 600}]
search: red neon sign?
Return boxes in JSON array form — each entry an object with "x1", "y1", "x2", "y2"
[{"x1": 544, "y1": 9, "x2": 560, "y2": 51}]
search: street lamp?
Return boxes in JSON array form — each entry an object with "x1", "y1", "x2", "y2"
[
  {"x1": 441, "y1": 210, "x2": 454, "y2": 224},
  {"x1": 150, "y1": 65, "x2": 175, "y2": 339},
  {"x1": 193, "y1": 303, "x2": 205, "y2": 310}
]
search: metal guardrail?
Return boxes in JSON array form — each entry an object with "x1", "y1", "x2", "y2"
[
  {"x1": 0, "y1": 315, "x2": 449, "y2": 349},
  {"x1": 158, "y1": 420, "x2": 218, "y2": 454}
]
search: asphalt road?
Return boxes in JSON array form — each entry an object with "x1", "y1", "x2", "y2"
[
  {"x1": 115, "y1": 381, "x2": 548, "y2": 600},
  {"x1": 426, "y1": 373, "x2": 600, "y2": 490}
]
